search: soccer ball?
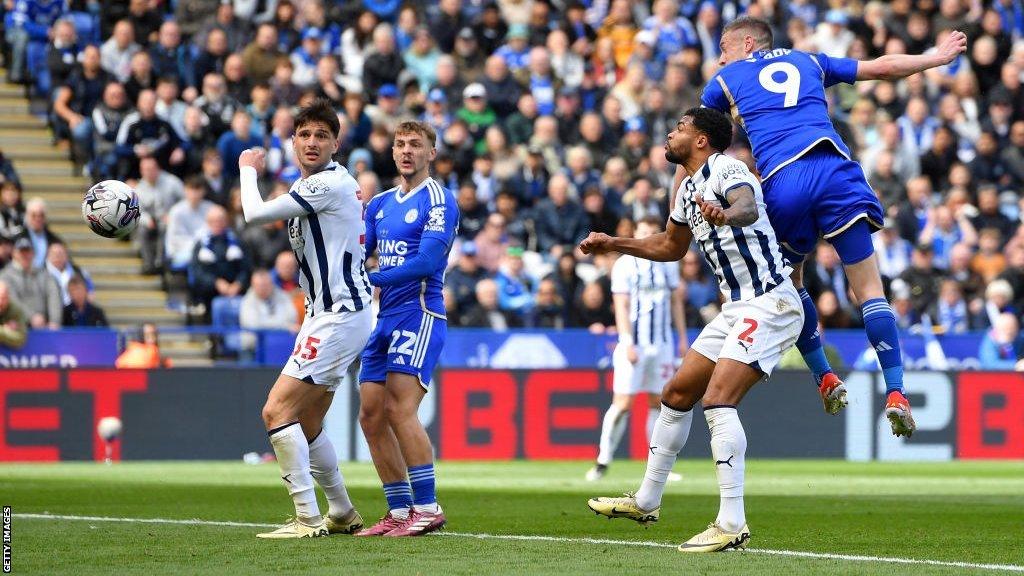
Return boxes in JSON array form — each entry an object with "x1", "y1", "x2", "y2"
[
  {"x1": 82, "y1": 180, "x2": 140, "y2": 239},
  {"x1": 97, "y1": 416, "x2": 123, "y2": 441}
]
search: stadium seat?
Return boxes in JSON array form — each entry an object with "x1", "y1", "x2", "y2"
[{"x1": 210, "y1": 296, "x2": 244, "y2": 356}]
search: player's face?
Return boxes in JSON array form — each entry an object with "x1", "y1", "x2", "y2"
[
  {"x1": 292, "y1": 120, "x2": 339, "y2": 173},
  {"x1": 392, "y1": 131, "x2": 437, "y2": 180},
  {"x1": 718, "y1": 29, "x2": 752, "y2": 66},
  {"x1": 664, "y1": 116, "x2": 703, "y2": 165}
]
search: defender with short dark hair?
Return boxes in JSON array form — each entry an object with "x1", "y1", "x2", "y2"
[{"x1": 294, "y1": 98, "x2": 341, "y2": 139}]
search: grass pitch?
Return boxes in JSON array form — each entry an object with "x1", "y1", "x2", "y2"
[{"x1": 4, "y1": 460, "x2": 1023, "y2": 575}]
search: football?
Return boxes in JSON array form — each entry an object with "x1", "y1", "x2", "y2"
[
  {"x1": 82, "y1": 180, "x2": 141, "y2": 239},
  {"x1": 97, "y1": 416, "x2": 123, "y2": 441}
]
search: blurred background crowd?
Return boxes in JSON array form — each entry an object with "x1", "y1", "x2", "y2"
[{"x1": 2, "y1": 0, "x2": 1024, "y2": 361}]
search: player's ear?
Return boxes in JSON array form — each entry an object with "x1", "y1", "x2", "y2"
[{"x1": 429, "y1": 145, "x2": 437, "y2": 162}]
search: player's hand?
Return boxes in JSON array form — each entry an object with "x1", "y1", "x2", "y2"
[
  {"x1": 935, "y1": 30, "x2": 968, "y2": 64},
  {"x1": 696, "y1": 195, "x2": 728, "y2": 226},
  {"x1": 626, "y1": 344, "x2": 638, "y2": 364},
  {"x1": 239, "y1": 147, "x2": 266, "y2": 172},
  {"x1": 579, "y1": 232, "x2": 614, "y2": 255}
]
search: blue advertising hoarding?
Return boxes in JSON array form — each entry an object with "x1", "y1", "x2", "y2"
[{"x1": 0, "y1": 329, "x2": 118, "y2": 368}]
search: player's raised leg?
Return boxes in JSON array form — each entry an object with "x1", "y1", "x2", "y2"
[
  {"x1": 831, "y1": 221, "x2": 914, "y2": 437},
  {"x1": 789, "y1": 263, "x2": 848, "y2": 415},
  {"x1": 257, "y1": 374, "x2": 330, "y2": 538}
]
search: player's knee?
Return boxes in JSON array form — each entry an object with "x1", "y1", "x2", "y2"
[
  {"x1": 358, "y1": 405, "x2": 386, "y2": 434},
  {"x1": 384, "y1": 400, "x2": 416, "y2": 426},
  {"x1": 262, "y1": 400, "x2": 289, "y2": 429},
  {"x1": 660, "y1": 384, "x2": 697, "y2": 412}
]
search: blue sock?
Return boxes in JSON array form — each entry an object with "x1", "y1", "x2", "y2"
[
  {"x1": 382, "y1": 480, "x2": 413, "y2": 512},
  {"x1": 796, "y1": 288, "x2": 833, "y2": 382},
  {"x1": 861, "y1": 298, "x2": 904, "y2": 394},
  {"x1": 408, "y1": 463, "x2": 436, "y2": 506}
]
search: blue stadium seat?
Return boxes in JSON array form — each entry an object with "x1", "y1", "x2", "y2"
[{"x1": 210, "y1": 296, "x2": 243, "y2": 355}]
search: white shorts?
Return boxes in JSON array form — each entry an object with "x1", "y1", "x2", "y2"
[
  {"x1": 612, "y1": 342, "x2": 676, "y2": 395},
  {"x1": 690, "y1": 281, "x2": 803, "y2": 377},
  {"x1": 281, "y1": 307, "x2": 373, "y2": 391}
]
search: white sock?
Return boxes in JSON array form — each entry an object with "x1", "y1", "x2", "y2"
[
  {"x1": 596, "y1": 404, "x2": 628, "y2": 466},
  {"x1": 635, "y1": 404, "x2": 692, "y2": 511},
  {"x1": 268, "y1": 422, "x2": 320, "y2": 523},
  {"x1": 308, "y1": 431, "x2": 353, "y2": 519},
  {"x1": 705, "y1": 407, "x2": 746, "y2": 533},
  {"x1": 645, "y1": 405, "x2": 659, "y2": 442}
]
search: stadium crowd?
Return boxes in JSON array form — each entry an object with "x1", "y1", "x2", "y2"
[{"x1": 4, "y1": 0, "x2": 1024, "y2": 363}]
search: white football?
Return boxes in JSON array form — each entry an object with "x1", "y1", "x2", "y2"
[
  {"x1": 82, "y1": 180, "x2": 140, "y2": 239},
  {"x1": 97, "y1": 416, "x2": 123, "y2": 441}
]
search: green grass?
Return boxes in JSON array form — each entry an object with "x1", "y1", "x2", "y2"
[{"x1": 4, "y1": 460, "x2": 1024, "y2": 575}]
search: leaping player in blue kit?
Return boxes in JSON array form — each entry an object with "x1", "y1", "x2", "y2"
[{"x1": 699, "y1": 17, "x2": 967, "y2": 437}]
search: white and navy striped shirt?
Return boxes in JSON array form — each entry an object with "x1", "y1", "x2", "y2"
[
  {"x1": 286, "y1": 161, "x2": 373, "y2": 316},
  {"x1": 610, "y1": 256, "x2": 679, "y2": 347},
  {"x1": 669, "y1": 153, "x2": 791, "y2": 302}
]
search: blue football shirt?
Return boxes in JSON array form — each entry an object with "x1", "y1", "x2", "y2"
[
  {"x1": 364, "y1": 177, "x2": 459, "y2": 318},
  {"x1": 701, "y1": 49, "x2": 858, "y2": 180}
]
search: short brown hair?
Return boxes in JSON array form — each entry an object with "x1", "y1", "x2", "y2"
[
  {"x1": 294, "y1": 98, "x2": 341, "y2": 138},
  {"x1": 723, "y1": 16, "x2": 773, "y2": 50},
  {"x1": 395, "y1": 120, "x2": 436, "y2": 148}
]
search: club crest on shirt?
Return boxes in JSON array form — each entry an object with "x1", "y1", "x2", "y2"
[
  {"x1": 404, "y1": 208, "x2": 418, "y2": 223},
  {"x1": 425, "y1": 206, "x2": 445, "y2": 232}
]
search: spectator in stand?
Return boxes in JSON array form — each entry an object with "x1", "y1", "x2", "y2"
[
  {"x1": 135, "y1": 157, "x2": 184, "y2": 273},
  {"x1": 362, "y1": 23, "x2": 403, "y2": 100},
  {"x1": 188, "y1": 205, "x2": 252, "y2": 312},
  {"x1": 532, "y1": 277, "x2": 566, "y2": 329},
  {"x1": 0, "y1": 237, "x2": 61, "y2": 329},
  {"x1": 893, "y1": 176, "x2": 933, "y2": 243},
  {"x1": 239, "y1": 269, "x2": 299, "y2": 351},
  {"x1": 197, "y1": 1, "x2": 250, "y2": 54},
  {"x1": 0, "y1": 149, "x2": 22, "y2": 192},
  {"x1": 495, "y1": 246, "x2": 534, "y2": 320},
  {"x1": 271, "y1": 249, "x2": 300, "y2": 293},
  {"x1": 533, "y1": 173, "x2": 589, "y2": 260},
  {"x1": 45, "y1": 18, "x2": 78, "y2": 95},
  {"x1": 116, "y1": 322, "x2": 169, "y2": 368},
  {"x1": 223, "y1": 54, "x2": 252, "y2": 105},
  {"x1": 460, "y1": 277, "x2": 520, "y2": 329},
  {"x1": 805, "y1": 242, "x2": 851, "y2": 312},
  {"x1": 101, "y1": 19, "x2": 141, "y2": 83},
  {"x1": 149, "y1": 20, "x2": 195, "y2": 92},
  {"x1": 45, "y1": 241, "x2": 92, "y2": 306},
  {"x1": 194, "y1": 28, "x2": 230, "y2": 87},
  {"x1": 447, "y1": 241, "x2": 488, "y2": 314},
  {"x1": 124, "y1": 51, "x2": 157, "y2": 105},
  {"x1": 583, "y1": 187, "x2": 618, "y2": 236},
  {"x1": 873, "y1": 219, "x2": 913, "y2": 283},
  {"x1": 241, "y1": 23, "x2": 283, "y2": 85},
  {"x1": 217, "y1": 111, "x2": 261, "y2": 186},
  {"x1": 62, "y1": 275, "x2": 107, "y2": 327},
  {"x1": 572, "y1": 281, "x2": 615, "y2": 333},
  {"x1": 53, "y1": 45, "x2": 111, "y2": 157},
  {"x1": 935, "y1": 278, "x2": 969, "y2": 334},
  {"x1": 0, "y1": 182, "x2": 24, "y2": 240},
  {"x1": 456, "y1": 183, "x2": 488, "y2": 240},
  {"x1": 165, "y1": 177, "x2": 215, "y2": 272},
  {"x1": 978, "y1": 312, "x2": 1024, "y2": 370},
  {"x1": 920, "y1": 205, "x2": 978, "y2": 270},
  {"x1": 0, "y1": 280, "x2": 27, "y2": 349},
  {"x1": 21, "y1": 198, "x2": 60, "y2": 269},
  {"x1": 90, "y1": 82, "x2": 132, "y2": 181},
  {"x1": 899, "y1": 243, "x2": 944, "y2": 320},
  {"x1": 474, "y1": 212, "x2": 509, "y2": 274},
  {"x1": 494, "y1": 190, "x2": 532, "y2": 248},
  {"x1": 115, "y1": 89, "x2": 184, "y2": 180},
  {"x1": 972, "y1": 228, "x2": 1008, "y2": 283},
  {"x1": 193, "y1": 72, "x2": 241, "y2": 139},
  {"x1": 155, "y1": 77, "x2": 188, "y2": 140},
  {"x1": 5, "y1": 0, "x2": 64, "y2": 86},
  {"x1": 480, "y1": 55, "x2": 522, "y2": 119},
  {"x1": 620, "y1": 177, "x2": 663, "y2": 223}
]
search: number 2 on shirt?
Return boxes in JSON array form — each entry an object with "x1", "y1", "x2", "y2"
[{"x1": 758, "y1": 62, "x2": 801, "y2": 107}]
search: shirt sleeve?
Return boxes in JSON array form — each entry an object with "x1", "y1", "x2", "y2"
[
  {"x1": 713, "y1": 158, "x2": 760, "y2": 203},
  {"x1": 700, "y1": 73, "x2": 729, "y2": 112},
  {"x1": 610, "y1": 256, "x2": 632, "y2": 294},
  {"x1": 814, "y1": 52, "x2": 858, "y2": 87},
  {"x1": 239, "y1": 166, "x2": 306, "y2": 225},
  {"x1": 669, "y1": 184, "x2": 688, "y2": 226},
  {"x1": 421, "y1": 184, "x2": 460, "y2": 248}
]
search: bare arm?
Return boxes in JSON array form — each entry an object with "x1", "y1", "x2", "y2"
[
  {"x1": 856, "y1": 31, "x2": 967, "y2": 81},
  {"x1": 579, "y1": 218, "x2": 693, "y2": 262},
  {"x1": 696, "y1": 184, "x2": 759, "y2": 228}
]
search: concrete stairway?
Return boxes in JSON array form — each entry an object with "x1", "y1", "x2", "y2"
[{"x1": 0, "y1": 80, "x2": 212, "y2": 365}]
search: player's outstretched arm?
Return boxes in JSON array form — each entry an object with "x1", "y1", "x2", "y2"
[
  {"x1": 238, "y1": 148, "x2": 308, "y2": 225},
  {"x1": 579, "y1": 219, "x2": 692, "y2": 262},
  {"x1": 856, "y1": 30, "x2": 967, "y2": 81},
  {"x1": 368, "y1": 237, "x2": 449, "y2": 287},
  {"x1": 696, "y1": 185, "x2": 758, "y2": 228}
]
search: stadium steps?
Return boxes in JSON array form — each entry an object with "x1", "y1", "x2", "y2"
[{"x1": 0, "y1": 79, "x2": 186, "y2": 339}]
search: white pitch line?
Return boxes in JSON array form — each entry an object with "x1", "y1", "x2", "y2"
[{"x1": 16, "y1": 513, "x2": 1024, "y2": 573}]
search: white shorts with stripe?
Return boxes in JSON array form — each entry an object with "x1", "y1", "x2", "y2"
[{"x1": 281, "y1": 308, "x2": 374, "y2": 391}]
